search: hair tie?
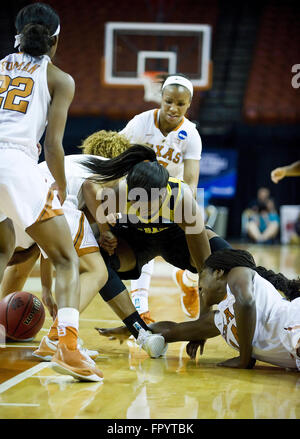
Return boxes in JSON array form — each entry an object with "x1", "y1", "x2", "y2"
[{"x1": 14, "y1": 23, "x2": 60, "y2": 49}]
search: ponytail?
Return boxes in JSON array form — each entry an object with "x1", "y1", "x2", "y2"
[
  {"x1": 204, "y1": 249, "x2": 300, "y2": 301},
  {"x1": 20, "y1": 24, "x2": 52, "y2": 57},
  {"x1": 81, "y1": 144, "x2": 169, "y2": 193},
  {"x1": 15, "y1": 2, "x2": 60, "y2": 56}
]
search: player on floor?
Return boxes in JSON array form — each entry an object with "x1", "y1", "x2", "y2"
[
  {"x1": 79, "y1": 145, "x2": 231, "y2": 352},
  {"x1": 271, "y1": 160, "x2": 300, "y2": 183},
  {"x1": 97, "y1": 248, "x2": 300, "y2": 371},
  {"x1": 119, "y1": 75, "x2": 202, "y2": 321},
  {"x1": 2, "y1": 152, "x2": 169, "y2": 359},
  {"x1": 0, "y1": 2, "x2": 102, "y2": 381}
]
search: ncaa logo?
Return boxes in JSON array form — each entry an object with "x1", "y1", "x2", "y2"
[{"x1": 178, "y1": 130, "x2": 187, "y2": 140}]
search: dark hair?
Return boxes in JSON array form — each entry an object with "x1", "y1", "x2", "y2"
[
  {"x1": 81, "y1": 144, "x2": 169, "y2": 194},
  {"x1": 15, "y1": 2, "x2": 60, "y2": 56},
  {"x1": 204, "y1": 248, "x2": 300, "y2": 301}
]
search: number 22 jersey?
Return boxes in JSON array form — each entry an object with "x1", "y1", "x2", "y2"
[{"x1": 0, "y1": 52, "x2": 51, "y2": 161}]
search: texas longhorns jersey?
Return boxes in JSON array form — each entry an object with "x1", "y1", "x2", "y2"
[
  {"x1": 214, "y1": 272, "x2": 300, "y2": 370},
  {"x1": 119, "y1": 109, "x2": 202, "y2": 179},
  {"x1": 0, "y1": 52, "x2": 51, "y2": 161}
]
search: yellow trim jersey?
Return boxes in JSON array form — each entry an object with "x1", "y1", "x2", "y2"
[
  {"x1": 119, "y1": 109, "x2": 202, "y2": 179},
  {"x1": 122, "y1": 177, "x2": 183, "y2": 234}
]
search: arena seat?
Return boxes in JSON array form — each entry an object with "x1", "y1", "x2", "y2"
[{"x1": 243, "y1": 2, "x2": 300, "y2": 124}]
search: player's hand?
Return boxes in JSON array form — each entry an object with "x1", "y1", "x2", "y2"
[
  {"x1": 95, "y1": 326, "x2": 130, "y2": 344},
  {"x1": 217, "y1": 356, "x2": 256, "y2": 369},
  {"x1": 50, "y1": 182, "x2": 67, "y2": 205},
  {"x1": 271, "y1": 167, "x2": 286, "y2": 184},
  {"x1": 99, "y1": 231, "x2": 118, "y2": 255},
  {"x1": 186, "y1": 339, "x2": 206, "y2": 359},
  {"x1": 42, "y1": 291, "x2": 58, "y2": 320}
]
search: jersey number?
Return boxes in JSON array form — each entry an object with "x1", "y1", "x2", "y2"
[{"x1": 0, "y1": 74, "x2": 34, "y2": 114}]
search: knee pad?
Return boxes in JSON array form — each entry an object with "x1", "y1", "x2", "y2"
[{"x1": 99, "y1": 251, "x2": 126, "y2": 301}]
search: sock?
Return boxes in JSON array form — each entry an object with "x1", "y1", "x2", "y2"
[
  {"x1": 131, "y1": 289, "x2": 149, "y2": 314},
  {"x1": 48, "y1": 316, "x2": 58, "y2": 341},
  {"x1": 57, "y1": 307, "x2": 79, "y2": 350},
  {"x1": 182, "y1": 270, "x2": 199, "y2": 288},
  {"x1": 123, "y1": 311, "x2": 150, "y2": 339},
  {"x1": 131, "y1": 260, "x2": 154, "y2": 294}
]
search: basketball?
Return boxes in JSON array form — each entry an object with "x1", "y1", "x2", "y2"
[{"x1": 0, "y1": 292, "x2": 45, "y2": 341}]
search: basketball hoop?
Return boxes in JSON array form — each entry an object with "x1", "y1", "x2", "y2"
[{"x1": 140, "y1": 71, "x2": 167, "y2": 104}]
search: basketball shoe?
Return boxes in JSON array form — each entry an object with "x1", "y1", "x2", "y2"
[
  {"x1": 173, "y1": 269, "x2": 199, "y2": 319},
  {"x1": 51, "y1": 343, "x2": 103, "y2": 382},
  {"x1": 32, "y1": 335, "x2": 99, "y2": 364},
  {"x1": 136, "y1": 328, "x2": 168, "y2": 358}
]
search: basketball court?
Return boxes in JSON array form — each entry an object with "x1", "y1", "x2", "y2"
[
  {"x1": 0, "y1": 0, "x2": 299, "y2": 423},
  {"x1": 0, "y1": 244, "x2": 299, "y2": 420}
]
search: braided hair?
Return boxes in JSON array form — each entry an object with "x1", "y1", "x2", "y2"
[{"x1": 204, "y1": 248, "x2": 300, "y2": 301}]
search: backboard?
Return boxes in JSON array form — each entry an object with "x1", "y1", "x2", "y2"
[{"x1": 103, "y1": 22, "x2": 212, "y2": 90}]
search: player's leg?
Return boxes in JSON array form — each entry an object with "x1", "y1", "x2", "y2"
[
  {"x1": 0, "y1": 218, "x2": 15, "y2": 285},
  {"x1": 172, "y1": 227, "x2": 231, "y2": 318},
  {"x1": 99, "y1": 239, "x2": 167, "y2": 358},
  {"x1": 1, "y1": 245, "x2": 40, "y2": 298},
  {"x1": 27, "y1": 215, "x2": 103, "y2": 381},
  {"x1": 131, "y1": 259, "x2": 155, "y2": 324},
  {"x1": 78, "y1": 251, "x2": 108, "y2": 312}
]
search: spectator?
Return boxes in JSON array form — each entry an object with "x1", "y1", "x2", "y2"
[
  {"x1": 289, "y1": 213, "x2": 300, "y2": 245},
  {"x1": 248, "y1": 187, "x2": 271, "y2": 212},
  {"x1": 245, "y1": 199, "x2": 280, "y2": 244}
]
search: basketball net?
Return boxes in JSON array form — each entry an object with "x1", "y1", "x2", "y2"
[{"x1": 140, "y1": 71, "x2": 166, "y2": 104}]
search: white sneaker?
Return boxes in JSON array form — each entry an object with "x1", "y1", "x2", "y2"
[{"x1": 136, "y1": 328, "x2": 168, "y2": 358}]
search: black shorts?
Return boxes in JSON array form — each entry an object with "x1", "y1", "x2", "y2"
[{"x1": 109, "y1": 224, "x2": 231, "y2": 280}]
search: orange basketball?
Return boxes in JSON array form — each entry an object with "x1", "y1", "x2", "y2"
[{"x1": 0, "y1": 291, "x2": 45, "y2": 341}]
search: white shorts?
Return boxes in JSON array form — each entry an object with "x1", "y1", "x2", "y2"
[
  {"x1": 0, "y1": 148, "x2": 63, "y2": 228},
  {"x1": 63, "y1": 205, "x2": 99, "y2": 257},
  {"x1": 14, "y1": 204, "x2": 99, "y2": 258}
]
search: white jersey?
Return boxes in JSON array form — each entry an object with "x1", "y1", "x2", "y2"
[
  {"x1": 0, "y1": 52, "x2": 51, "y2": 161},
  {"x1": 14, "y1": 154, "x2": 100, "y2": 256},
  {"x1": 119, "y1": 109, "x2": 202, "y2": 179},
  {"x1": 214, "y1": 272, "x2": 300, "y2": 370},
  {"x1": 38, "y1": 154, "x2": 104, "y2": 210}
]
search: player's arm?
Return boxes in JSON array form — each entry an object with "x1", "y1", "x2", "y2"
[
  {"x1": 271, "y1": 160, "x2": 300, "y2": 183},
  {"x1": 183, "y1": 159, "x2": 200, "y2": 198},
  {"x1": 220, "y1": 267, "x2": 256, "y2": 369},
  {"x1": 40, "y1": 256, "x2": 57, "y2": 320},
  {"x1": 82, "y1": 179, "x2": 118, "y2": 254},
  {"x1": 176, "y1": 183, "x2": 211, "y2": 274},
  {"x1": 44, "y1": 64, "x2": 75, "y2": 203}
]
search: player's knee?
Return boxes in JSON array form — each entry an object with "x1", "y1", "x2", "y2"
[
  {"x1": 50, "y1": 248, "x2": 79, "y2": 272},
  {"x1": 95, "y1": 267, "x2": 108, "y2": 291}
]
